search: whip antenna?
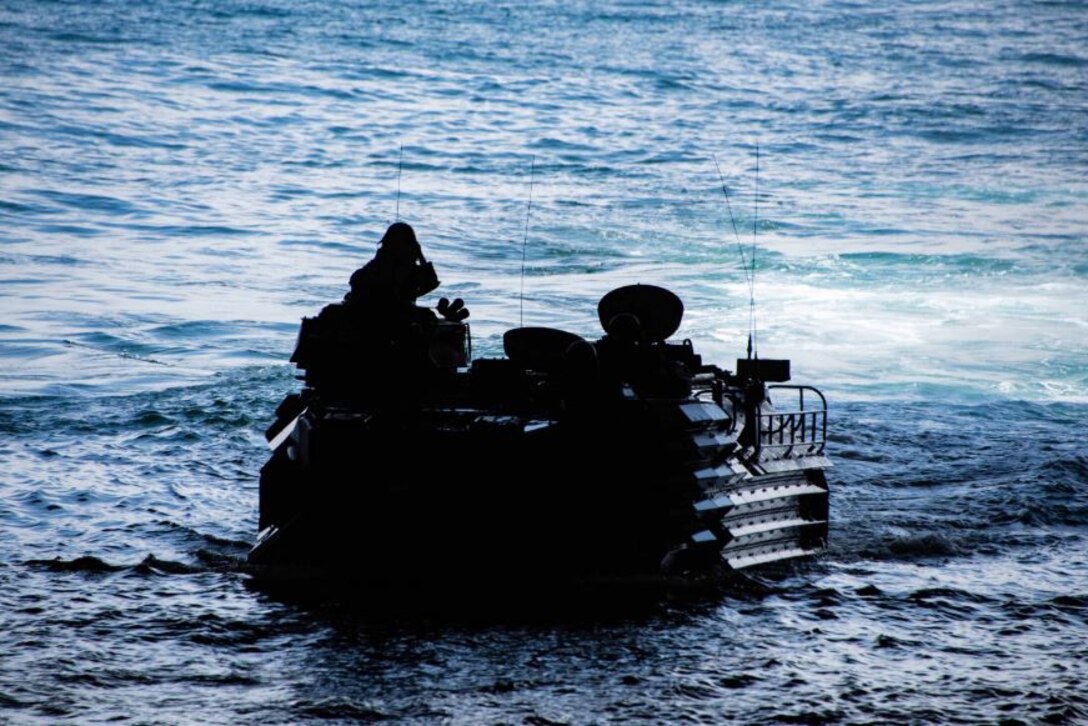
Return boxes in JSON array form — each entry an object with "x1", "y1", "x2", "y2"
[
  {"x1": 394, "y1": 143, "x2": 404, "y2": 222},
  {"x1": 749, "y1": 142, "x2": 760, "y2": 359},
  {"x1": 712, "y1": 153, "x2": 754, "y2": 301},
  {"x1": 519, "y1": 155, "x2": 536, "y2": 329}
]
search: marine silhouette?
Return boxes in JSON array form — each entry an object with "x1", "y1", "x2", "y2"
[{"x1": 287, "y1": 223, "x2": 468, "y2": 408}]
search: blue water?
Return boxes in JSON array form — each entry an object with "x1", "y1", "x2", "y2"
[{"x1": 2, "y1": 0, "x2": 1087, "y2": 721}]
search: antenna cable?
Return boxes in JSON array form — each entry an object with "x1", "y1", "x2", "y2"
[
  {"x1": 519, "y1": 155, "x2": 536, "y2": 329},
  {"x1": 395, "y1": 143, "x2": 404, "y2": 222}
]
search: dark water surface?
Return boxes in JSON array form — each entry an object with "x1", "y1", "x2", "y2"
[{"x1": 2, "y1": 0, "x2": 1087, "y2": 722}]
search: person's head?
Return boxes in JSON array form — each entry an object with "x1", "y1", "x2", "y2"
[{"x1": 378, "y1": 222, "x2": 421, "y2": 264}]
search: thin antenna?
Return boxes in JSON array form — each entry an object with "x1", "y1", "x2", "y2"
[
  {"x1": 519, "y1": 155, "x2": 536, "y2": 328},
  {"x1": 749, "y1": 142, "x2": 760, "y2": 359},
  {"x1": 395, "y1": 143, "x2": 404, "y2": 222},
  {"x1": 712, "y1": 153, "x2": 754, "y2": 299}
]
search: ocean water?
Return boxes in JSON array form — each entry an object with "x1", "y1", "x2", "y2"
[{"x1": 2, "y1": 0, "x2": 1086, "y2": 721}]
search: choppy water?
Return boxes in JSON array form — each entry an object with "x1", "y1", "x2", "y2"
[{"x1": 2, "y1": 0, "x2": 1086, "y2": 722}]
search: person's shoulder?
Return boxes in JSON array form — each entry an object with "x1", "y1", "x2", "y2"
[{"x1": 350, "y1": 260, "x2": 378, "y2": 286}]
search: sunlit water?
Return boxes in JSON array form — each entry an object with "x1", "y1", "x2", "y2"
[{"x1": 2, "y1": 0, "x2": 1086, "y2": 721}]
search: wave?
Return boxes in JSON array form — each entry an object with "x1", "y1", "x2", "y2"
[{"x1": 23, "y1": 552, "x2": 242, "y2": 576}]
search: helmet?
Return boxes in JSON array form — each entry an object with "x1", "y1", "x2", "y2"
[{"x1": 379, "y1": 222, "x2": 421, "y2": 262}]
